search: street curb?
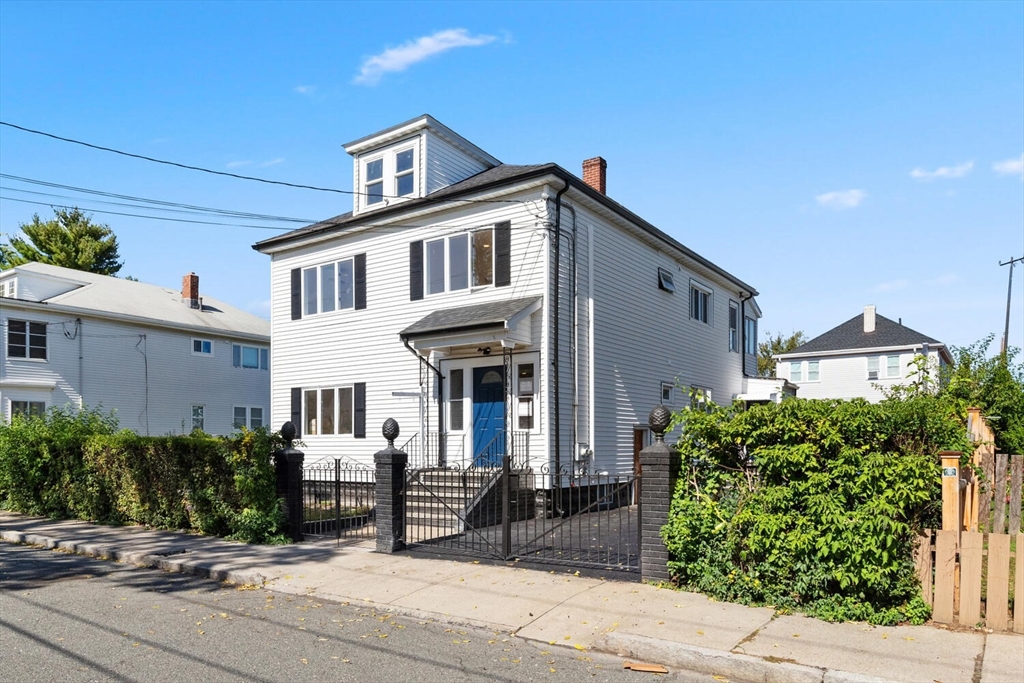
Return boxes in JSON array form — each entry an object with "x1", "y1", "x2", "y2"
[
  {"x1": 592, "y1": 632, "x2": 897, "y2": 683},
  {"x1": 0, "y1": 530, "x2": 270, "y2": 588}
]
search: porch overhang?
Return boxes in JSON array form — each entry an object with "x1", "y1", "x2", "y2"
[{"x1": 399, "y1": 296, "x2": 541, "y2": 353}]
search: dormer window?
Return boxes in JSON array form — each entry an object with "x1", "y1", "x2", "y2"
[
  {"x1": 365, "y1": 158, "x2": 384, "y2": 205},
  {"x1": 362, "y1": 147, "x2": 417, "y2": 208},
  {"x1": 395, "y1": 149, "x2": 415, "y2": 196}
]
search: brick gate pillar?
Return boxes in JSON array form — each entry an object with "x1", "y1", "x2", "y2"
[
  {"x1": 374, "y1": 418, "x2": 408, "y2": 553},
  {"x1": 639, "y1": 405, "x2": 680, "y2": 584},
  {"x1": 274, "y1": 421, "x2": 305, "y2": 543}
]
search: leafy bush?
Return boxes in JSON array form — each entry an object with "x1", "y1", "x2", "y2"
[
  {"x1": 0, "y1": 407, "x2": 287, "y2": 544},
  {"x1": 662, "y1": 395, "x2": 971, "y2": 625}
]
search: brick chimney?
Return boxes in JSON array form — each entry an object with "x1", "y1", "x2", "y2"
[
  {"x1": 182, "y1": 272, "x2": 200, "y2": 309},
  {"x1": 582, "y1": 157, "x2": 607, "y2": 195},
  {"x1": 863, "y1": 304, "x2": 876, "y2": 333}
]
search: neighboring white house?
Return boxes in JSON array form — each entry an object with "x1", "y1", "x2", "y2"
[
  {"x1": 254, "y1": 115, "x2": 767, "y2": 474},
  {"x1": 0, "y1": 263, "x2": 270, "y2": 435},
  {"x1": 774, "y1": 305, "x2": 952, "y2": 402}
]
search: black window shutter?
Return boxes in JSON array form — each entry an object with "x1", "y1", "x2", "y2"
[
  {"x1": 353, "y1": 383, "x2": 366, "y2": 439},
  {"x1": 494, "y1": 221, "x2": 511, "y2": 287},
  {"x1": 354, "y1": 253, "x2": 367, "y2": 310},
  {"x1": 409, "y1": 241, "x2": 423, "y2": 301},
  {"x1": 290, "y1": 387, "x2": 302, "y2": 438},
  {"x1": 290, "y1": 268, "x2": 302, "y2": 320}
]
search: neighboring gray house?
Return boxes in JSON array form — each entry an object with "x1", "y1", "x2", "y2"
[
  {"x1": 0, "y1": 263, "x2": 270, "y2": 435},
  {"x1": 254, "y1": 115, "x2": 769, "y2": 474},
  {"x1": 774, "y1": 305, "x2": 952, "y2": 402}
]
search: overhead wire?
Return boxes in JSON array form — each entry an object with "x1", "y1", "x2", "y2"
[{"x1": 0, "y1": 120, "x2": 537, "y2": 206}]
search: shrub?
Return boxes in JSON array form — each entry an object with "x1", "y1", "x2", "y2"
[
  {"x1": 0, "y1": 407, "x2": 287, "y2": 544},
  {"x1": 662, "y1": 395, "x2": 970, "y2": 625}
]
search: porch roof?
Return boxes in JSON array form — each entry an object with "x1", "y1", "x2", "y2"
[{"x1": 399, "y1": 296, "x2": 541, "y2": 350}]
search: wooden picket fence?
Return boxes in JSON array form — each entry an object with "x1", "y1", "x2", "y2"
[{"x1": 914, "y1": 409, "x2": 1024, "y2": 632}]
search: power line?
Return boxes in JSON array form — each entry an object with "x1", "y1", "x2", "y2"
[
  {"x1": 0, "y1": 120, "x2": 533, "y2": 206},
  {"x1": 1, "y1": 173, "x2": 316, "y2": 223}
]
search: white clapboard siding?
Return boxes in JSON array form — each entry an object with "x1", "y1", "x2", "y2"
[
  {"x1": 779, "y1": 349, "x2": 943, "y2": 402},
  {"x1": 425, "y1": 130, "x2": 491, "y2": 195},
  {"x1": 1, "y1": 309, "x2": 269, "y2": 435},
  {"x1": 582, "y1": 201, "x2": 751, "y2": 473},
  {"x1": 268, "y1": 195, "x2": 548, "y2": 464}
]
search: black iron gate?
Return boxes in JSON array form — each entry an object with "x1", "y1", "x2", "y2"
[
  {"x1": 403, "y1": 455, "x2": 639, "y2": 574},
  {"x1": 302, "y1": 459, "x2": 376, "y2": 543}
]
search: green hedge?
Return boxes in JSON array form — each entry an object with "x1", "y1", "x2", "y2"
[
  {"x1": 0, "y1": 407, "x2": 286, "y2": 544},
  {"x1": 662, "y1": 394, "x2": 971, "y2": 625}
]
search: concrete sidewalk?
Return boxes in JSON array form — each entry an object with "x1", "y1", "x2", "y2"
[{"x1": 2, "y1": 512, "x2": 1020, "y2": 683}]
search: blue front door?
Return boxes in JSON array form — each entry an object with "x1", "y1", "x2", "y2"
[{"x1": 472, "y1": 366, "x2": 505, "y2": 466}]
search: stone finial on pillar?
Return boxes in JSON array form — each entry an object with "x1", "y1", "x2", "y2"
[
  {"x1": 374, "y1": 419, "x2": 408, "y2": 554},
  {"x1": 639, "y1": 404, "x2": 680, "y2": 584}
]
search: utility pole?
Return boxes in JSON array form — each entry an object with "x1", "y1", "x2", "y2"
[{"x1": 1000, "y1": 255, "x2": 1024, "y2": 357}]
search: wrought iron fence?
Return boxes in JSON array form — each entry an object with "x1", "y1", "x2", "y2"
[
  {"x1": 402, "y1": 456, "x2": 639, "y2": 574},
  {"x1": 301, "y1": 459, "x2": 376, "y2": 542}
]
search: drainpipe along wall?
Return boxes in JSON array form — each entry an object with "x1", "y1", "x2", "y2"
[
  {"x1": 552, "y1": 180, "x2": 570, "y2": 496},
  {"x1": 403, "y1": 338, "x2": 445, "y2": 464}
]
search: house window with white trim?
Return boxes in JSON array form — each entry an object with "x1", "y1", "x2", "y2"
[
  {"x1": 790, "y1": 361, "x2": 802, "y2": 382},
  {"x1": 887, "y1": 355, "x2": 901, "y2": 378},
  {"x1": 744, "y1": 317, "x2": 757, "y2": 354},
  {"x1": 661, "y1": 382, "x2": 674, "y2": 404},
  {"x1": 304, "y1": 387, "x2": 353, "y2": 437},
  {"x1": 232, "y1": 344, "x2": 268, "y2": 370},
  {"x1": 233, "y1": 406, "x2": 264, "y2": 430},
  {"x1": 11, "y1": 400, "x2": 46, "y2": 418},
  {"x1": 807, "y1": 361, "x2": 820, "y2": 381},
  {"x1": 364, "y1": 157, "x2": 384, "y2": 205},
  {"x1": 7, "y1": 320, "x2": 47, "y2": 360},
  {"x1": 867, "y1": 356, "x2": 880, "y2": 380},
  {"x1": 728, "y1": 302, "x2": 739, "y2": 352},
  {"x1": 517, "y1": 363, "x2": 535, "y2": 430},
  {"x1": 302, "y1": 258, "x2": 356, "y2": 315},
  {"x1": 191, "y1": 405, "x2": 205, "y2": 432},
  {"x1": 395, "y1": 148, "x2": 415, "y2": 196},
  {"x1": 449, "y1": 369, "x2": 465, "y2": 432},
  {"x1": 1, "y1": 279, "x2": 15, "y2": 298},
  {"x1": 426, "y1": 228, "x2": 494, "y2": 296},
  {"x1": 690, "y1": 386, "x2": 712, "y2": 412},
  {"x1": 690, "y1": 283, "x2": 711, "y2": 324}
]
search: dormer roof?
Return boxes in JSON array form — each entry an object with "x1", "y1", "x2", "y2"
[{"x1": 342, "y1": 114, "x2": 500, "y2": 168}]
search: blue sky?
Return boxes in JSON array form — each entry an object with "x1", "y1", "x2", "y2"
[{"x1": 1, "y1": 1, "x2": 1021, "y2": 352}]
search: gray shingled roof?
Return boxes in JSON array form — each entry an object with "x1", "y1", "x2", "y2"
[
  {"x1": 786, "y1": 313, "x2": 943, "y2": 355},
  {"x1": 400, "y1": 296, "x2": 541, "y2": 338}
]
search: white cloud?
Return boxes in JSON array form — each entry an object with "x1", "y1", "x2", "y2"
[
  {"x1": 992, "y1": 153, "x2": 1024, "y2": 178},
  {"x1": 926, "y1": 273, "x2": 959, "y2": 286},
  {"x1": 354, "y1": 29, "x2": 497, "y2": 85},
  {"x1": 910, "y1": 161, "x2": 973, "y2": 180},
  {"x1": 873, "y1": 279, "x2": 910, "y2": 293},
  {"x1": 815, "y1": 189, "x2": 867, "y2": 210},
  {"x1": 293, "y1": 85, "x2": 316, "y2": 94},
  {"x1": 258, "y1": 158, "x2": 285, "y2": 168},
  {"x1": 226, "y1": 160, "x2": 252, "y2": 169}
]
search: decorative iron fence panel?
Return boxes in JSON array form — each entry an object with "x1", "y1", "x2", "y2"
[
  {"x1": 402, "y1": 455, "x2": 639, "y2": 575},
  {"x1": 302, "y1": 459, "x2": 376, "y2": 543}
]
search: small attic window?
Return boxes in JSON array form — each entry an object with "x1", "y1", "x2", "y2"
[
  {"x1": 657, "y1": 267, "x2": 675, "y2": 292},
  {"x1": 365, "y1": 158, "x2": 384, "y2": 205}
]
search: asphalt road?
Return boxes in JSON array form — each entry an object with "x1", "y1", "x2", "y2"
[{"x1": 0, "y1": 543, "x2": 708, "y2": 683}]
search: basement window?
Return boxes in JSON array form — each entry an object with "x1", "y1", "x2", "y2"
[{"x1": 657, "y1": 267, "x2": 676, "y2": 292}]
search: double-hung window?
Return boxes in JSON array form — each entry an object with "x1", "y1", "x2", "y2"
[
  {"x1": 744, "y1": 318, "x2": 757, "y2": 354},
  {"x1": 449, "y1": 370, "x2": 465, "y2": 431},
  {"x1": 191, "y1": 405, "x2": 205, "y2": 432},
  {"x1": 365, "y1": 158, "x2": 384, "y2": 205},
  {"x1": 233, "y1": 406, "x2": 264, "y2": 430},
  {"x1": 867, "y1": 356, "x2": 880, "y2": 380},
  {"x1": 887, "y1": 355, "x2": 901, "y2": 378},
  {"x1": 11, "y1": 400, "x2": 46, "y2": 418},
  {"x1": 232, "y1": 344, "x2": 268, "y2": 370},
  {"x1": 728, "y1": 302, "x2": 739, "y2": 352},
  {"x1": 790, "y1": 361, "x2": 802, "y2": 382},
  {"x1": 425, "y1": 228, "x2": 494, "y2": 296},
  {"x1": 395, "y1": 149, "x2": 415, "y2": 196},
  {"x1": 304, "y1": 387, "x2": 354, "y2": 436},
  {"x1": 7, "y1": 320, "x2": 47, "y2": 360},
  {"x1": 690, "y1": 284, "x2": 710, "y2": 324},
  {"x1": 301, "y1": 257, "x2": 359, "y2": 316},
  {"x1": 517, "y1": 363, "x2": 535, "y2": 430},
  {"x1": 807, "y1": 360, "x2": 820, "y2": 381}
]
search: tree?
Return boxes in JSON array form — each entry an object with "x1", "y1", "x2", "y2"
[
  {"x1": 757, "y1": 330, "x2": 807, "y2": 377},
  {"x1": 0, "y1": 208, "x2": 123, "y2": 276}
]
